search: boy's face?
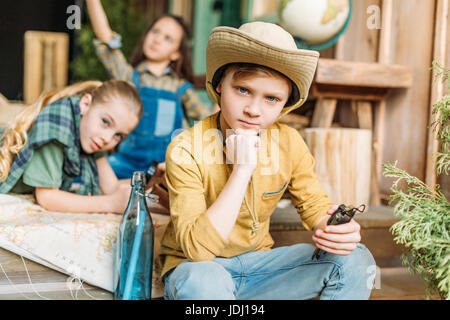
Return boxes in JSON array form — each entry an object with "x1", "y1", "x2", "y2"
[
  {"x1": 216, "y1": 67, "x2": 291, "y2": 134},
  {"x1": 79, "y1": 94, "x2": 139, "y2": 154}
]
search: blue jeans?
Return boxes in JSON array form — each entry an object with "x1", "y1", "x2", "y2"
[{"x1": 163, "y1": 243, "x2": 376, "y2": 300}]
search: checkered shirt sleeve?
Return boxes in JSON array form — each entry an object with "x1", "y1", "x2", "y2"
[{"x1": 93, "y1": 34, "x2": 133, "y2": 82}]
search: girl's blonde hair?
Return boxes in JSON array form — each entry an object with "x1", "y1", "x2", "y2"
[{"x1": 0, "y1": 80, "x2": 142, "y2": 182}]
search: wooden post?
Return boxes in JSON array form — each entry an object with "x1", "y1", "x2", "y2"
[
  {"x1": 305, "y1": 128, "x2": 372, "y2": 207},
  {"x1": 372, "y1": 0, "x2": 394, "y2": 204},
  {"x1": 169, "y1": 0, "x2": 193, "y2": 25},
  {"x1": 23, "y1": 31, "x2": 68, "y2": 105},
  {"x1": 311, "y1": 98, "x2": 337, "y2": 127},
  {"x1": 425, "y1": 0, "x2": 449, "y2": 187}
]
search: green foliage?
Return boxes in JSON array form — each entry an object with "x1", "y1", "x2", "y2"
[
  {"x1": 431, "y1": 62, "x2": 450, "y2": 177},
  {"x1": 70, "y1": 0, "x2": 148, "y2": 82},
  {"x1": 383, "y1": 63, "x2": 450, "y2": 300}
]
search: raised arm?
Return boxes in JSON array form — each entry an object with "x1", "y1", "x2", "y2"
[{"x1": 86, "y1": 0, "x2": 114, "y2": 43}]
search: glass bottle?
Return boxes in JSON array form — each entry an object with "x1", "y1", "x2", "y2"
[{"x1": 114, "y1": 171, "x2": 157, "y2": 300}]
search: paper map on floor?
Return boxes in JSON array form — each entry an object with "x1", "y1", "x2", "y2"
[{"x1": 0, "y1": 194, "x2": 169, "y2": 296}]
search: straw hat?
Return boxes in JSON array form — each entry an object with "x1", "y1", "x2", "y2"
[{"x1": 206, "y1": 21, "x2": 320, "y2": 116}]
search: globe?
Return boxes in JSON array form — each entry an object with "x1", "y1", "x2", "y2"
[{"x1": 279, "y1": 0, "x2": 351, "y2": 49}]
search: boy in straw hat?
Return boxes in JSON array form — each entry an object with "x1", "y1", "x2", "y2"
[{"x1": 158, "y1": 22, "x2": 375, "y2": 300}]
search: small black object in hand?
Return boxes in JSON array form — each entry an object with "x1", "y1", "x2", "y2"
[{"x1": 311, "y1": 204, "x2": 366, "y2": 260}]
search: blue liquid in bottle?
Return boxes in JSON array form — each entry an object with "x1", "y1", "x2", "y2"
[{"x1": 114, "y1": 171, "x2": 156, "y2": 300}]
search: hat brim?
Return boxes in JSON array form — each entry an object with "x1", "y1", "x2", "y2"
[{"x1": 206, "y1": 26, "x2": 320, "y2": 116}]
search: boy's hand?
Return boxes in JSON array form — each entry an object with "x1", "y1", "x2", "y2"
[
  {"x1": 312, "y1": 205, "x2": 362, "y2": 256},
  {"x1": 225, "y1": 128, "x2": 260, "y2": 173}
]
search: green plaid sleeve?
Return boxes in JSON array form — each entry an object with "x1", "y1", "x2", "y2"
[
  {"x1": 181, "y1": 88, "x2": 212, "y2": 121},
  {"x1": 93, "y1": 33, "x2": 133, "y2": 82}
]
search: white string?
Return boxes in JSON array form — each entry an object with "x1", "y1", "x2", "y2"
[
  {"x1": 67, "y1": 276, "x2": 78, "y2": 300},
  {"x1": 20, "y1": 256, "x2": 51, "y2": 300},
  {"x1": 66, "y1": 275, "x2": 104, "y2": 300},
  {"x1": 1, "y1": 256, "x2": 104, "y2": 300},
  {"x1": 0, "y1": 261, "x2": 34, "y2": 300},
  {"x1": 78, "y1": 279, "x2": 104, "y2": 300}
]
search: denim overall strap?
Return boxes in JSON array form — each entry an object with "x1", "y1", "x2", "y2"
[
  {"x1": 108, "y1": 69, "x2": 187, "y2": 178},
  {"x1": 132, "y1": 69, "x2": 141, "y2": 88}
]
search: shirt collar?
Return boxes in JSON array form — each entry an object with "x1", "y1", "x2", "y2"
[{"x1": 135, "y1": 62, "x2": 175, "y2": 77}]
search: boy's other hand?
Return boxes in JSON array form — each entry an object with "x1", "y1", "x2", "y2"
[
  {"x1": 312, "y1": 205, "x2": 362, "y2": 256},
  {"x1": 226, "y1": 128, "x2": 260, "y2": 174}
]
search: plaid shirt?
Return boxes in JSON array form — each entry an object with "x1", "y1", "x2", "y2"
[
  {"x1": 93, "y1": 34, "x2": 211, "y2": 128},
  {"x1": 0, "y1": 96, "x2": 100, "y2": 196}
]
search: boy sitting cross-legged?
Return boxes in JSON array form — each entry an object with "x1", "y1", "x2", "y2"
[{"x1": 158, "y1": 22, "x2": 376, "y2": 300}]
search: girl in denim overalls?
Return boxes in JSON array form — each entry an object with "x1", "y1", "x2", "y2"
[{"x1": 87, "y1": 0, "x2": 214, "y2": 178}]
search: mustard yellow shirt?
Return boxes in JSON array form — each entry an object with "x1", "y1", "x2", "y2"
[{"x1": 159, "y1": 112, "x2": 332, "y2": 278}]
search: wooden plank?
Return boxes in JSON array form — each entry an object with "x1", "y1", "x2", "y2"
[
  {"x1": 305, "y1": 128, "x2": 372, "y2": 206},
  {"x1": 356, "y1": 101, "x2": 373, "y2": 130},
  {"x1": 425, "y1": 0, "x2": 449, "y2": 188},
  {"x1": 334, "y1": 0, "x2": 381, "y2": 63},
  {"x1": 0, "y1": 248, "x2": 112, "y2": 300},
  {"x1": 23, "y1": 32, "x2": 43, "y2": 105},
  {"x1": 54, "y1": 34, "x2": 69, "y2": 90},
  {"x1": 354, "y1": 101, "x2": 382, "y2": 206},
  {"x1": 380, "y1": 0, "x2": 436, "y2": 194},
  {"x1": 169, "y1": 0, "x2": 193, "y2": 25},
  {"x1": 310, "y1": 98, "x2": 337, "y2": 127},
  {"x1": 332, "y1": 0, "x2": 383, "y2": 205},
  {"x1": 315, "y1": 58, "x2": 413, "y2": 88},
  {"x1": 310, "y1": 83, "x2": 389, "y2": 101},
  {"x1": 23, "y1": 31, "x2": 68, "y2": 105},
  {"x1": 373, "y1": 0, "x2": 394, "y2": 203}
]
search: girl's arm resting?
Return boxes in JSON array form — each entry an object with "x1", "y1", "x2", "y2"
[
  {"x1": 86, "y1": 0, "x2": 114, "y2": 42},
  {"x1": 96, "y1": 157, "x2": 120, "y2": 194},
  {"x1": 35, "y1": 184, "x2": 131, "y2": 214}
]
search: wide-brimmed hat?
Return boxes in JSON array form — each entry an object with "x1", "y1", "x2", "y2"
[{"x1": 206, "y1": 21, "x2": 320, "y2": 117}]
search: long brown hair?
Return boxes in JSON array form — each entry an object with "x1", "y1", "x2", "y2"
[
  {"x1": 0, "y1": 80, "x2": 142, "y2": 182},
  {"x1": 129, "y1": 14, "x2": 194, "y2": 84}
]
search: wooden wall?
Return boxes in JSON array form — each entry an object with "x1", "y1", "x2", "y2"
[
  {"x1": 183, "y1": 0, "x2": 449, "y2": 198},
  {"x1": 328, "y1": 0, "x2": 448, "y2": 198}
]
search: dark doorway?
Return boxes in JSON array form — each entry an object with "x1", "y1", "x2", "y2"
[{"x1": 0, "y1": 0, "x2": 75, "y2": 101}]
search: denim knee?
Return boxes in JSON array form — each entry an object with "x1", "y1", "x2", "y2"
[
  {"x1": 165, "y1": 261, "x2": 235, "y2": 300},
  {"x1": 328, "y1": 243, "x2": 376, "y2": 299}
]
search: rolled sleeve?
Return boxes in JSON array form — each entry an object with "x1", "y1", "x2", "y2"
[
  {"x1": 93, "y1": 33, "x2": 133, "y2": 82},
  {"x1": 165, "y1": 138, "x2": 228, "y2": 261},
  {"x1": 22, "y1": 141, "x2": 64, "y2": 189},
  {"x1": 181, "y1": 88, "x2": 212, "y2": 121}
]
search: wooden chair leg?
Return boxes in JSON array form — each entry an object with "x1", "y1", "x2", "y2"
[{"x1": 311, "y1": 98, "x2": 337, "y2": 127}]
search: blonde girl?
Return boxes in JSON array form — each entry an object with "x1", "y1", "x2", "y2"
[
  {"x1": 86, "y1": 0, "x2": 214, "y2": 179},
  {"x1": 0, "y1": 80, "x2": 143, "y2": 214}
]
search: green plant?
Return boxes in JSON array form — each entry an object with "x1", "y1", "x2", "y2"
[
  {"x1": 383, "y1": 62, "x2": 450, "y2": 300},
  {"x1": 70, "y1": 0, "x2": 148, "y2": 82}
]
